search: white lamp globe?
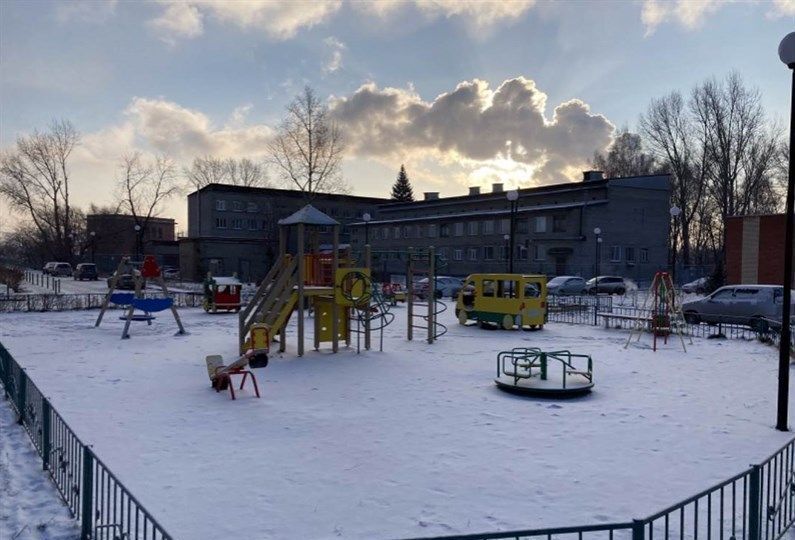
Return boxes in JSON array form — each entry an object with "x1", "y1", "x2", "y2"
[
  {"x1": 779, "y1": 32, "x2": 795, "y2": 68},
  {"x1": 593, "y1": 227, "x2": 601, "y2": 235},
  {"x1": 503, "y1": 234, "x2": 510, "y2": 241},
  {"x1": 134, "y1": 224, "x2": 141, "y2": 232},
  {"x1": 506, "y1": 189, "x2": 519, "y2": 202},
  {"x1": 670, "y1": 206, "x2": 682, "y2": 217},
  {"x1": 362, "y1": 212, "x2": 371, "y2": 222}
]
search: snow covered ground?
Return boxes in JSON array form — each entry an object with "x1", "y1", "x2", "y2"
[
  {"x1": 0, "y1": 304, "x2": 792, "y2": 539},
  {"x1": 0, "y1": 399, "x2": 79, "y2": 540}
]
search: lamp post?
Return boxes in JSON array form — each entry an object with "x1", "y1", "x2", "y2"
[
  {"x1": 670, "y1": 206, "x2": 682, "y2": 285},
  {"x1": 503, "y1": 234, "x2": 510, "y2": 271},
  {"x1": 594, "y1": 227, "x2": 602, "y2": 325},
  {"x1": 90, "y1": 231, "x2": 96, "y2": 263},
  {"x1": 363, "y1": 212, "x2": 372, "y2": 245},
  {"x1": 134, "y1": 224, "x2": 142, "y2": 260},
  {"x1": 506, "y1": 189, "x2": 519, "y2": 274},
  {"x1": 776, "y1": 32, "x2": 795, "y2": 432}
]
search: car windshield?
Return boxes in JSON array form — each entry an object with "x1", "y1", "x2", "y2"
[{"x1": 547, "y1": 277, "x2": 569, "y2": 286}]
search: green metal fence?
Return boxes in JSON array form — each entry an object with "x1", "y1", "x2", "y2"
[{"x1": 0, "y1": 340, "x2": 172, "y2": 540}]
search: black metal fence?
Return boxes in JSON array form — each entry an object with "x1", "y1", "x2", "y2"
[
  {"x1": 0, "y1": 341, "x2": 172, "y2": 540},
  {"x1": 0, "y1": 291, "x2": 205, "y2": 313}
]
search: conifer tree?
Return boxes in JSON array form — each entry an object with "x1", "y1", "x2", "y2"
[{"x1": 390, "y1": 165, "x2": 414, "y2": 202}]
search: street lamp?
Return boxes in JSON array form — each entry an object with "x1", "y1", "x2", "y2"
[
  {"x1": 503, "y1": 234, "x2": 510, "y2": 270},
  {"x1": 506, "y1": 189, "x2": 519, "y2": 274},
  {"x1": 363, "y1": 212, "x2": 372, "y2": 245},
  {"x1": 670, "y1": 206, "x2": 682, "y2": 285},
  {"x1": 776, "y1": 31, "x2": 795, "y2": 432},
  {"x1": 90, "y1": 231, "x2": 96, "y2": 264},
  {"x1": 134, "y1": 224, "x2": 142, "y2": 260},
  {"x1": 593, "y1": 227, "x2": 602, "y2": 325}
]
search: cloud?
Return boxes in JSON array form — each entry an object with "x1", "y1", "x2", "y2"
[
  {"x1": 641, "y1": 0, "x2": 794, "y2": 35},
  {"x1": 330, "y1": 77, "x2": 615, "y2": 184},
  {"x1": 323, "y1": 37, "x2": 345, "y2": 74},
  {"x1": 150, "y1": 0, "x2": 342, "y2": 42},
  {"x1": 55, "y1": 0, "x2": 118, "y2": 24},
  {"x1": 769, "y1": 0, "x2": 795, "y2": 18}
]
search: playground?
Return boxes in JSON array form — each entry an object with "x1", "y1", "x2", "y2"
[{"x1": 1, "y1": 303, "x2": 792, "y2": 540}]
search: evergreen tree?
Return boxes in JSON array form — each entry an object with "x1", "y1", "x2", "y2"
[{"x1": 390, "y1": 165, "x2": 414, "y2": 202}]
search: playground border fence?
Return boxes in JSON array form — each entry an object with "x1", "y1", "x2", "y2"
[
  {"x1": 0, "y1": 340, "x2": 172, "y2": 540},
  {"x1": 0, "y1": 291, "x2": 206, "y2": 313}
]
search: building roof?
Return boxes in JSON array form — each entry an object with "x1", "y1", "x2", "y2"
[
  {"x1": 86, "y1": 213, "x2": 175, "y2": 224},
  {"x1": 278, "y1": 204, "x2": 340, "y2": 226},
  {"x1": 189, "y1": 183, "x2": 387, "y2": 204}
]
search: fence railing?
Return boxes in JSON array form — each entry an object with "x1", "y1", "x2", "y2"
[
  {"x1": 0, "y1": 341, "x2": 172, "y2": 540},
  {"x1": 23, "y1": 269, "x2": 62, "y2": 294},
  {"x1": 0, "y1": 291, "x2": 206, "y2": 313}
]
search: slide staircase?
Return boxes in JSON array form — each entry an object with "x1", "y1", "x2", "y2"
[{"x1": 239, "y1": 255, "x2": 299, "y2": 352}]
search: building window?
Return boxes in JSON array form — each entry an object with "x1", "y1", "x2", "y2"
[
  {"x1": 215, "y1": 217, "x2": 227, "y2": 229},
  {"x1": 454, "y1": 222, "x2": 465, "y2": 236},
  {"x1": 382, "y1": 227, "x2": 390, "y2": 240},
  {"x1": 610, "y1": 246, "x2": 621, "y2": 262},
  {"x1": 428, "y1": 224, "x2": 438, "y2": 238},
  {"x1": 402, "y1": 225, "x2": 410, "y2": 238},
  {"x1": 416, "y1": 224, "x2": 424, "y2": 238},
  {"x1": 261, "y1": 220, "x2": 268, "y2": 230},
  {"x1": 233, "y1": 218, "x2": 243, "y2": 230},
  {"x1": 498, "y1": 245, "x2": 508, "y2": 260},
  {"x1": 517, "y1": 245, "x2": 528, "y2": 260},
  {"x1": 437, "y1": 247, "x2": 448, "y2": 261},
  {"x1": 440, "y1": 224, "x2": 451, "y2": 238},
  {"x1": 499, "y1": 219, "x2": 510, "y2": 234},
  {"x1": 640, "y1": 248, "x2": 649, "y2": 263},
  {"x1": 482, "y1": 220, "x2": 494, "y2": 235},
  {"x1": 393, "y1": 226, "x2": 401, "y2": 239},
  {"x1": 468, "y1": 222, "x2": 479, "y2": 235},
  {"x1": 535, "y1": 216, "x2": 547, "y2": 233},
  {"x1": 484, "y1": 246, "x2": 495, "y2": 260},
  {"x1": 453, "y1": 249, "x2": 463, "y2": 261},
  {"x1": 215, "y1": 200, "x2": 227, "y2": 211},
  {"x1": 625, "y1": 247, "x2": 636, "y2": 263},
  {"x1": 232, "y1": 201, "x2": 244, "y2": 212},
  {"x1": 247, "y1": 202, "x2": 258, "y2": 213},
  {"x1": 249, "y1": 219, "x2": 258, "y2": 230},
  {"x1": 552, "y1": 215, "x2": 566, "y2": 233},
  {"x1": 516, "y1": 220, "x2": 528, "y2": 234},
  {"x1": 468, "y1": 248, "x2": 478, "y2": 261},
  {"x1": 533, "y1": 244, "x2": 545, "y2": 261}
]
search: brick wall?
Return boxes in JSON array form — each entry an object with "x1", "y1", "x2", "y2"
[{"x1": 726, "y1": 214, "x2": 791, "y2": 285}]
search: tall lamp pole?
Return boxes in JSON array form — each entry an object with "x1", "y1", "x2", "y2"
[
  {"x1": 776, "y1": 32, "x2": 795, "y2": 432},
  {"x1": 506, "y1": 189, "x2": 519, "y2": 274},
  {"x1": 90, "y1": 231, "x2": 96, "y2": 264},
  {"x1": 134, "y1": 224, "x2": 142, "y2": 260},
  {"x1": 594, "y1": 227, "x2": 602, "y2": 325},
  {"x1": 363, "y1": 212, "x2": 372, "y2": 245},
  {"x1": 670, "y1": 206, "x2": 682, "y2": 285},
  {"x1": 503, "y1": 234, "x2": 511, "y2": 271}
]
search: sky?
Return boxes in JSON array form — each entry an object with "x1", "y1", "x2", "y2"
[{"x1": 1, "y1": 0, "x2": 793, "y2": 233}]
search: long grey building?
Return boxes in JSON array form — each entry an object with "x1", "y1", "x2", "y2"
[
  {"x1": 181, "y1": 184, "x2": 385, "y2": 281},
  {"x1": 349, "y1": 171, "x2": 671, "y2": 282}
]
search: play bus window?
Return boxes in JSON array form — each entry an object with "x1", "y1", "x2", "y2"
[
  {"x1": 524, "y1": 282, "x2": 541, "y2": 298},
  {"x1": 482, "y1": 280, "x2": 496, "y2": 297},
  {"x1": 501, "y1": 280, "x2": 519, "y2": 298}
]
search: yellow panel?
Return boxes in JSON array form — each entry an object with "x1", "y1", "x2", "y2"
[
  {"x1": 335, "y1": 268, "x2": 371, "y2": 307},
  {"x1": 314, "y1": 296, "x2": 349, "y2": 342}
]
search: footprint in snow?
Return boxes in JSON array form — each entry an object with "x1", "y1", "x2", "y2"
[{"x1": 547, "y1": 404, "x2": 562, "y2": 409}]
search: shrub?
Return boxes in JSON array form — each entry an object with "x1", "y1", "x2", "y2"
[{"x1": 0, "y1": 265, "x2": 24, "y2": 292}]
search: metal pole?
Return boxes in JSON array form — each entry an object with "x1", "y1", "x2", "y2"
[
  {"x1": 509, "y1": 201, "x2": 516, "y2": 274},
  {"x1": 594, "y1": 235, "x2": 600, "y2": 325},
  {"x1": 776, "y1": 68, "x2": 795, "y2": 432}
]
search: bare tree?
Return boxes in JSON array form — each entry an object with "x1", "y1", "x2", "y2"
[
  {"x1": 592, "y1": 127, "x2": 657, "y2": 178},
  {"x1": 184, "y1": 156, "x2": 270, "y2": 190},
  {"x1": 116, "y1": 152, "x2": 180, "y2": 255},
  {"x1": 268, "y1": 86, "x2": 348, "y2": 198},
  {"x1": 0, "y1": 120, "x2": 80, "y2": 262}
]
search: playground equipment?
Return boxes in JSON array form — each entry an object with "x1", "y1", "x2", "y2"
[
  {"x1": 205, "y1": 349, "x2": 266, "y2": 400},
  {"x1": 406, "y1": 247, "x2": 447, "y2": 344},
  {"x1": 203, "y1": 274, "x2": 242, "y2": 313},
  {"x1": 95, "y1": 255, "x2": 186, "y2": 339},
  {"x1": 456, "y1": 274, "x2": 547, "y2": 330},
  {"x1": 495, "y1": 347, "x2": 594, "y2": 397},
  {"x1": 239, "y1": 205, "x2": 395, "y2": 357},
  {"x1": 626, "y1": 271, "x2": 691, "y2": 352}
]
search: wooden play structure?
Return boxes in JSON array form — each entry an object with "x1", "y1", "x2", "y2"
[
  {"x1": 495, "y1": 347, "x2": 594, "y2": 398},
  {"x1": 203, "y1": 274, "x2": 243, "y2": 313},
  {"x1": 95, "y1": 255, "x2": 186, "y2": 339},
  {"x1": 625, "y1": 271, "x2": 691, "y2": 352},
  {"x1": 238, "y1": 205, "x2": 394, "y2": 358},
  {"x1": 456, "y1": 273, "x2": 548, "y2": 330}
]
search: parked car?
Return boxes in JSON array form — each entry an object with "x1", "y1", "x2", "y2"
[
  {"x1": 108, "y1": 273, "x2": 146, "y2": 291},
  {"x1": 546, "y1": 276, "x2": 585, "y2": 296},
  {"x1": 584, "y1": 276, "x2": 627, "y2": 295},
  {"x1": 417, "y1": 276, "x2": 463, "y2": 299},
  {"x1": 162, "y1": 266, "x2": 180, "y2": 279},
  {"x1": 682, "y1": 285, "x2": 795, "y2": 331},
  {"x1": 682, "y1": 277, "x2": 708, "y2": 295},
  {"x1": 73, "y1": 263, "x2": 98, "y2": 281},
  {"x1": 50, "y1": 262, "x2": 73, "y2": 277},
  {"x1": 42, "y1": 262, "x2": 58, "y2": 274}
]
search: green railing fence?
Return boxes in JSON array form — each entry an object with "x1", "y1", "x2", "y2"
[{"x1": 0, "y1": 340, "x2": 172, "y2": 540}]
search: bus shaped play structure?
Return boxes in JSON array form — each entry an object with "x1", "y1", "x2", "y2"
[
  {"x1": 495, "y1": 347, "x2": 594, "y2": 397},
  {"x1": 456, "y1": 273, "x2": 547, "y2": 330},
  {"x1": 203, "y1": 275, "x2": 242, "y2": 313}
]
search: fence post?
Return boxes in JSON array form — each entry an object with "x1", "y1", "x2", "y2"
[
  {"x1": 81, "y1": 446, "x2": 94, "y2": 540},
  {"x1": 748, "y1": 464, "x2": 762, "y2": 540},
  {"x1": 16, "y1": 369, "x2": 26, "y2": 425},
  {"x1": 42, "y1": 398, "x2": 51, "y2": 470},
  {"x1": 632, "y1": 519, "x2": 646, "y2": 540}
]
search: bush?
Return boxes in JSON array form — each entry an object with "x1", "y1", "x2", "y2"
[{"x1": 0, "y1": 265, "x2": 24, "y2": 292}]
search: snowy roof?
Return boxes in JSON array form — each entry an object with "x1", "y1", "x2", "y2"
[
  {"x1": 278, "y1": 204, "x2": 340, "y2": 226},
  {"x1": 212, "y1": 276, "x2": 241, "y2": 286}
]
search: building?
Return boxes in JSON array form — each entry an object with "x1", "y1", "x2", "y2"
[
  {"x1": 181, "y1": 184, "x2": 386, "y2": 282},
  {"x1": 726, "y1": 214, "x2": 793, "y2": 285},
  {"x1": 86, "y1": 214, "x2": 178, "y2": 273},
  {"x1": 349, "y1": 171, "x2": 671, "y2": 282}
]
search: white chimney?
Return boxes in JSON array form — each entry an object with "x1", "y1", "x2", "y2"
[
  {"x1": 492, "y1": 183, "x2": 504, "y2": 193},
  {"x1": 468, "y1": 186, "x2": 481, "y2": 196}
]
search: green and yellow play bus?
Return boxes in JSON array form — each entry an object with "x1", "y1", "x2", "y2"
[{"x1": 455, "y1": 273, "x2": 548, "y2": 330}]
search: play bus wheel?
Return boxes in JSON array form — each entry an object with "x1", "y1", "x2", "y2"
[{"x1": 501, "y1": 314, "x2": 513, "y2": 330}]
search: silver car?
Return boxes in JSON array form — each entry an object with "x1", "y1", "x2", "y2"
[
  {"x1": 547, "y1": 275, "x2": 585, "y2": 296},
  {"x1": 682, "y1": 285, "x2": 795, "y2": 331}
]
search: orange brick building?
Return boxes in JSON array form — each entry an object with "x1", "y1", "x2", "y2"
[{"x1": 726, "y1": 214, "x2": 792, "y2": 285}]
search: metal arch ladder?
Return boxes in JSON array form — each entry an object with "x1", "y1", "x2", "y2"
[{"x1": 406, "y1": 246, "x2": 447, "y2": 344}]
